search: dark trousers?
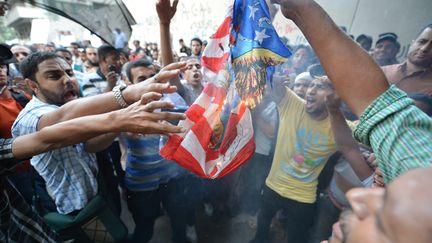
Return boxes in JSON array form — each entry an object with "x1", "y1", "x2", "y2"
[
  {"x1": 308, "y1": 192, "x2": 341, "y2": 243},
  {"x1": 127, "y1": 177, "x2": 192, "y2": 243},
  {"x1": 252, "y1": 185, "x2": 316, "y2": 243}
]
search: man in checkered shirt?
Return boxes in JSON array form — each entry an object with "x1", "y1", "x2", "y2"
[{"x1": 12, "y1": 52, "x2": 116, "y2": 215}]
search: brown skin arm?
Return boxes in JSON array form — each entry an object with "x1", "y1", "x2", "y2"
[
  {"x1": 326, "y1": 94, "x2": 373, "y2": 180},
  {"x1": 156, "y1": 0, "x2": 186, "y2": 97},
  {"x1": 36, "y1": 62, "x2": 186, "y2": 130},
  {"x1": 274, "y1": 0, "x2": 389, "y2": 116},
  {"x1": 12, "y1": 94, "x2": 186, "y2": 160}
]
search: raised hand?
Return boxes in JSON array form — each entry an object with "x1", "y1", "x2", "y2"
[
  {"x1": 325, "y1": 92, "x2": 341, "y2": 111},
  {"x1": 270, "y1": 0, "x2": 313, "y2": 19},
  {"x1": 156, "y1": 0, "x2": 179, "y2": 25}
]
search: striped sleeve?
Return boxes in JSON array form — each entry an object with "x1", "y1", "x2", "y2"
[{"x1": 354, "y1": 85, "x2": 432, "y2": 183}]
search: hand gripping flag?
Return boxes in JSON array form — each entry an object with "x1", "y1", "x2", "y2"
[{"x1": 160, "y1": 0, "x2": 290, "y2": 179}]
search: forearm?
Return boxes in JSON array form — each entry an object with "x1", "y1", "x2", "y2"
[
  {"x1": 13, "y1": 112, "x2": 121, "y2": 160},
  {"x1": 84, "y1": 132, "x2": 118, "y2": 153},
  {"x1": 160, "y1": 22, "x2": 175, "y2": 66},
  {"x1": 329, "y1": 107, "x2": 372, "y2": 180},
  {"x1": 287, "y1": 2, "x2": 389, "y2": 116},
  {"x1": 159, "y1": 22, "x2": 185, "y2": 95},
  {"x1": 38, "y1": 92, "x2": 122, "y2": 129}
]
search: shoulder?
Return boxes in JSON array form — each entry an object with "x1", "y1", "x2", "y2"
[
  {"x1": 12, "y1": 98, "x2": 58, "y2": 135},
  {"x1": 278, "y1": 87, "x2": 305, "y2": 115}
]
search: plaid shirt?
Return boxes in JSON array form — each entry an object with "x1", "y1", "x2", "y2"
[
  {"x1": 354, "y1": 85, "x2": 432, "y2": 183},
  {"x1": 12, "y1": 97, "x2": 98, "y2": 214},
  {"x1": 0, "y1": 139, "x2": 16, "y2": 174},
  {"x1": 0, "y1": 178, "x2": 59, "y2": 243},
  {"x1": 1, "y1": 140, "x2": 59, "y2": 242}
]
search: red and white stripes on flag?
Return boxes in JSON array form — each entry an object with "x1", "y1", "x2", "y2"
[{"x1": 160, "y1": 6, "x2": 256, "y2": 179}]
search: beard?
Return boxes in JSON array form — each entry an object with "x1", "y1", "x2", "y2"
[
  {"x1": 38, "y1": 84, "x2": 78, "y2": 106},
  {"x1": 88, "y1": 60, "x2": 99, "y2": 67}
]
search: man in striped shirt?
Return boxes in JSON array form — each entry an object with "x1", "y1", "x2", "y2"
[
  {"x1": 122, "y1": 59, "x2": 191, "y2": 243},
  {"x1": 82, "y1": 45, "x2": 122, "y2": 97}
]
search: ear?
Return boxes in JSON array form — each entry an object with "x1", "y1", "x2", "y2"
[{"x1": 25, "y1": 78, "x2": 39, "y2": 93}]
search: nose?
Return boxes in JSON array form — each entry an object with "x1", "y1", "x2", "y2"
[
  {"x1": 419, "y1": 41, "x2": 432, "y2": 53},
  {"x1": 63, "y1": 73, "x2": 76, "y2": 85},
  {"x1": 346, "y1": 187, "x2": 385, "y2": 220},
  {"x1": 307, "y1": 86, "x2": 317, "y2": 95}
]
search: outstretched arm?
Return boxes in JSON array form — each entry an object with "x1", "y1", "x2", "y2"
[
  {"x1": 11, "y1": 93, "x2": 186, "y2": 161},
  {"x1": 156, "y1": 0, "x2": 186, "y2": 97},
  {"x1": 326, "y1": 94, "x2": 373, "y2": 180},
  {"x1": 274, "y1": 0, "x2": 389, "y2": 117},
  {"x1": 37, "y1": 62, "x2": 186, "y2": 130}
]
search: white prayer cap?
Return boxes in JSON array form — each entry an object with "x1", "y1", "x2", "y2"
[{"x1": 294, "y1": 72, "x2": 313, "y2": 83}]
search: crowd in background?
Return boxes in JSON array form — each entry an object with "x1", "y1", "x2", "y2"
[{"x1": 1, "y1": 0, "x2": 432, "y2": 242}]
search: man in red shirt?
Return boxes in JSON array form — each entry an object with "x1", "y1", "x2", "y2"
[{"x1": 0, "y1": 44, "x2": 32, "y2": 202}]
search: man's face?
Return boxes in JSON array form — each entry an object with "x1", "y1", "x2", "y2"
[
  {"x1": 130, "y1": 65, "x2": 156, "y2": 84},
  {"x1": 358, "y1": 39, "x2": 371, "y2": 52},
  {"x1": 31, "y1": 57, "x2": 79, "y2": 106},
  {"x1": 293, "y1": 78, "x2": 311, "y2": 99},
  {"x1": 335, "y1": 168, "x2": 432, "y2": 243},
  {"x1": 70, "y1": 44, "x2": 80, "y2": 56},
  {"x1": 11, "y1": 46, "x2": 31, "y2": 64},
  {"x1": 183, "y1": 59, "x2": 202, "y2": 86},
  {"x1": 373, "y1": 40, "x2": 398, "y2": 64},
  {"x1": 305, "y1": 77, "x2": 333, "y2": 118},
  {"x1": 102, "y1": 51, "x2": 120, "y2": 71},
  {"x1": 407, "y1": 27, "x2": 432, "y2": 68},
  {"x1": 86, "y1": 48, "x2": 98, "y2": 64},
  {"x1": 292, "y1": 48, "x2": 310, "y2": 70},
  {"x1": 191, "y1": 40, "x2": 202, "y2": 56},
  {"x1": 56, "y1": 51, "x2": 73, "y2": 66},
  {"x1": 0, "y1": 64, "x2": 7, "y2": 87}
]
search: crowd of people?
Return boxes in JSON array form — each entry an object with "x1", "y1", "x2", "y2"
[{"x1": 0, "y1": 0, "x2": 431, "y2": 242}]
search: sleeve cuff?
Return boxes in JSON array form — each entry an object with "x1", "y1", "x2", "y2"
[{"x1": 354, "y1": 85, "x2": 413, "y2": 146}]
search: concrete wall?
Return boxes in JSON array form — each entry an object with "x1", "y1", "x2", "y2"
[
  {"x1": 125, "y1": 0, "x2": 431, "y2": 59},
  {"x1": 273, "y1": 0, "x2": 432, "y2": 59}
]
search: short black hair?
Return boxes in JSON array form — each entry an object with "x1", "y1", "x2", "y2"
[
  {"x1": 55, "y1": 48, "x2": 72, "y2": 57},
  {"x1": 125, "y1": 58, "x2": 153, "y2": 82},
  {"x1": 20, "y1": 52, "x2": 60, "y2": 83},
  {"x1": 117, "y1": 48, "x2": 129, "y2": 59},
  {"x1": 70, "y1": 42, "x2": 80, "y2": 47},
  {"x1": 191, "y1": 37, "x2": 203, "y2": 46},
  {"x1": 98, "y1": 44, "x2": 118, "y2": 63}
]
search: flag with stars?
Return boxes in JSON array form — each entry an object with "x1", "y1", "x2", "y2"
[
  {"x1": 160, "y1": 0, "x2": 290, "y2": 179},
  {"x1": 231, "y1": 0, "x2": 291, "y2": 107}
]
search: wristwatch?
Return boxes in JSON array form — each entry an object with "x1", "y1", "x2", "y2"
[{"x1": 112, "y1": 84, "x2": 128, "y2": 108}]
